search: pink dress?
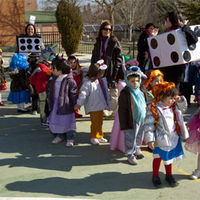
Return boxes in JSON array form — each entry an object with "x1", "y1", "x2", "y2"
[
  {"x1": 110, "y1": 81, "x2": 126, "y2": 153},
  {"x1": 185, "y1": 111, "x2": 200, "y2": 154}
]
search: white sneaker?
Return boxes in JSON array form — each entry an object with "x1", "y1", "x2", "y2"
[
  {"x1": 41, "y1": 122, "x2": 49, "y2": 127},
  {"x1": 66, "y1": 140, "x2": 74, "y2": 147},
  {"x1": 135, "y1": 148, "x2": 144, "y2": 159},
  {"x1": 32, "y1": 110, "x2": 37, "y2": 115},
  {"x1": 189, "y1": 169, "x2": 200, "y2": 180},
  {"x1": 98, "y1": 138, "x2": 108, "y2": 143},
  {"x1": 51, "y1": 136, "x2": 64, "y2": 144},
  {"x1": 90, "y1": 138, "x2": 100, "y2": 145},
  {"x1": 127, "y1": 156, "x2": 138, "y2": 165}
]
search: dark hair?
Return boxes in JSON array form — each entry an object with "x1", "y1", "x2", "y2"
[
  {"x1": 127, "y1": 74, "x2": 140, "y2": 81},
  {"x1": 67, "y1": 55, "x2": 76, "y2": 61},
  {"x1": 145, "y1": 23, "x2": 155, "y2": 30},
  {"x1": 160, "y1": 87, "x2": 179, "y2": 99},
  {"x1": 25, "y1": 24, "x2": 37, "y2": 36},
  {"x1": 97, "y1": 20, "x2": 115, "y2": 38},
  {"x1": 165, "y1": 11, "x2": 181, "y2": 30},
  {"x1": 52, "y1": 55, "x2": 71, "y2": 74},
  {"x1": 87, "y1": 63, "x2": 103, "y2": 81}
]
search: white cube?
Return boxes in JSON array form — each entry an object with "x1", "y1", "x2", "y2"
[{"x1": 148, "y1": 25, "x2": 200, "y2": 68}]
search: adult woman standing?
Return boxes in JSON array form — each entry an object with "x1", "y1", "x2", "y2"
[{"x1": 91, "y1": 20, "x2": 122, "y2": 119}]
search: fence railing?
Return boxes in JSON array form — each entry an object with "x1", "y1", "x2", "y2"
[{"x1": 1, "y1": 31, "x2": 137, "y2": 58}]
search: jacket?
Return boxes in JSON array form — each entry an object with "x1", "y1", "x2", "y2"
[
  {"x1": 118, "y1": 86, "x2": 135, "y2": 130},
  {"x1": 77, "y1": 77, "x2": 111, "y2": 114},
  {"x1": 29, "y1": 63, "x2": 52, "y2": 94},
  {"x1": 91, "y1": 36, "x2": 122, "y2": 88},
  {"x1": 9, "y1": 69, "x2": 29, "y2": 92},
  {"x1": 144, "y1": 96, "x2": 189, "y2": 148},
  {"x1": 48, "y1": 73, "x2": 78, "y2": 115}
]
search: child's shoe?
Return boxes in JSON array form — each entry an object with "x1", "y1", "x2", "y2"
[
  {"x1": 135, "y1": 148, "x2": 144, "y2": 159},
  {"x1": 189, "y1": 169, "x2": 200, "y2": 180},
  {"x1": 51, "y1": 136, "x2": 64, "y2": 144},
  {"x1": 90, "y1": 138, "x2": 100, "y2": 145},
  {"x1": 98, "y1": 138, "x2": 108, "y2": 143},
  {"x1": 165, "y1": 175, "x2": 179, "y2": 187},
  {"x1": 0, "y1": 102, "x2": 5, "y2": 106},
  {"x1": 32, "y1": 110, "x2": 38, "y2": 115},
  {"x1": 152, "y1": 176, "x2": 162, "y2": 187},
  {"x1": 41, "y1": 122, "x2": 49, "y2": 127},
  {"x1": 127, "y1": 155, "x2": 138, "y2": 165},
  {"x1": 75, "y1": 110, "x2": 83, "y2": 118},
  {"x1": 66, "y1": 140, "x2": 74, "y2": 147}
]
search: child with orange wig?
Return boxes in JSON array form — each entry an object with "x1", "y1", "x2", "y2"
[
  {"x1": 144, "y1": 82, "x2": 189, "y2": 187},
  {"x1": 144, "y1": 69, "x2": 164, "y2": 100}
]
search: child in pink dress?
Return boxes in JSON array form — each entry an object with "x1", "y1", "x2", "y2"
[
  {"x1": 110, "y1": 58, "x2": 147, "y2": 155},
  {"x1": 185, "y1": 107, "x2": 200, "y2": 179}
]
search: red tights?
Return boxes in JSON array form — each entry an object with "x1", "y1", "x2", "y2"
[{"x1": 153, "y1": 158, "x2": 172, "y2": 177}]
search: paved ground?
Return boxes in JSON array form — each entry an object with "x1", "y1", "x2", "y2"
[{"x1": 0, "y1": 54, "x2": 200, "y2": 200}]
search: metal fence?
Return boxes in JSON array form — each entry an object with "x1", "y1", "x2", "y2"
[{"x1": 1, "y1": 31, "x2": 137, "y2": 58}]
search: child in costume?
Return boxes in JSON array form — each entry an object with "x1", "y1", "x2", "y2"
[
  {"x1": 7, "y1": 54, "x2": 30, "y2": 112},
  {"x1": 118, "y1": 66, "x2": 147, "y2": 165},
  {"x1": 74, "y1": 60, "x2": 111, "y2": 145},
  {"x1": 110, "y1": 56, "x2": 140, "y2": 153},
  {"x1": 48, "y1": 55, "x2": 78, "y2": 147},
  {"x1": 144, "y1": 82, "x2": 189, "y2": 187},
  {"x1": 0, "y1": 48, "x2": 7, "y2": 106},
  {"x1": 29, "y1": 54, "x2": 52, "y2": 126},
  {"x1": 144, "y1": 69, "x2": 164, "y2": 102},
  {"x1": 185, "y1": 107, "x2": 200, "y2": 180},
  {"x1": 68, "y1": 55, "x2": 83, "y2": 118}
]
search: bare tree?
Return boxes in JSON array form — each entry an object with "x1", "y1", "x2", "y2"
[
  {"x1": 41, "y1": 0, "x2": 81, "y2": 10},
  {"x1": 0, "y1": 0, "x2": 25, "y2": 46},
  {"x1": 116, "y1": 0, "x2": 139, "y2": 41},
  {"x1": 94, "y1": 0, "x2": 126, "y2": 25}
]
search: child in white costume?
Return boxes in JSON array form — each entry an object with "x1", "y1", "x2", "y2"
[
  {"x1": 74, "y1": 60, "x2": 111, "y2": 145},
  {"x1": 144, "y1": 82, "x2": 189, "y2": 187}
]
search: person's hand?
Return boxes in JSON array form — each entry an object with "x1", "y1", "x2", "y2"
[
  {"x1": 174, "y1": 95, "x2": 181, "y2": 102},
  {"x1": 151, "y1": 28, "x2": 159, "y2": 36},
  {"x1": 74, "y1": 104, "x2": 81, "y2": 110},
  {"x1": 148, "y1": 141, "x2": 155, "y2": 150}
]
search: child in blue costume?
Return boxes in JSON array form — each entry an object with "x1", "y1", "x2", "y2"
[{"x1": 8, "y1": 54, "x2": 30, "y2": 112}]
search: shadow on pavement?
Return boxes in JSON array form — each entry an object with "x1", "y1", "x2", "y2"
[
  {"x1": 6, "y1": 172, "x2": 187, "y2": 196},
  {"x1": 0, "y1": 116, "x2": 122, "y2": 172}
]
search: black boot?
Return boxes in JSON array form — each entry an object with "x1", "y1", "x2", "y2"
[
  {"x1": 152, "y1": 176, "x2": 162, "y2": 187},
  {"x1": 165, "y1": 175, "x2": 179, "y2": 187}
]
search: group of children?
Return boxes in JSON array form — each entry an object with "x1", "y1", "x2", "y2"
[{"x1": 0, "y1": 49, "x2": 200, "y2": 187}]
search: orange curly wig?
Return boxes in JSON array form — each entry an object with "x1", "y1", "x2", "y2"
[
  {"x1": 145, "y1": 69, "x2": 164, "y2": 88},
  {"x1": 150, "y1": 82, "x2": 181, "y2": 135}
]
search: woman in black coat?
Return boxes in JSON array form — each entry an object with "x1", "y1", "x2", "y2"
[{"x1": 91, "y1": 20, "x2": 122, "y2": 118}]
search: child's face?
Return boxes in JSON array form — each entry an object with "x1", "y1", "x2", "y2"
[
  {"x1": 128, "y1": 76, "x2": 140, "y2": 89},
  {"x1": 68, "y1": 59, "x2": 77, "y2": 70},
  {"x1": 98, "y1": 70, "x2": 105, "y2": 78},
  {"x1": 161, "y1": 96, "x2": 175, "y2": 107},
  {"x1": 150, "y1": 75, "x2": 162, "y2": 87},
  {"x1": 52, "y1": 67, "x2": 62, "y2": 76}
]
